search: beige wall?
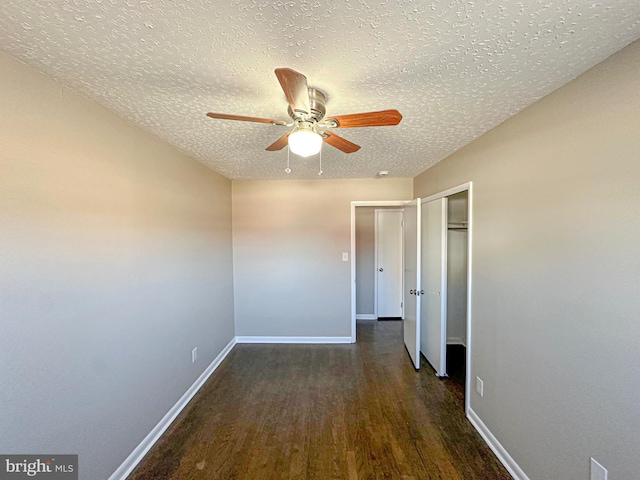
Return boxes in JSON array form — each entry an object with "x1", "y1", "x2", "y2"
[
  {"x1": 0, "y1": 52, "x2": 235, "y2": 479},
  {"x1": 414, "y1": 40, "x2": 640, "y2": 479},
  {"x1": 232, "y1": 178, "x2": 413, "y2": 337}
]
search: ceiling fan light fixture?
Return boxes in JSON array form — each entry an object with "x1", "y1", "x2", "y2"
[
  {"x1": 207, "y1": 68, "x2": 402, "y2": 161},
  {"x1": 288, "y1": 128, "x2": 323, "y2": 157}
]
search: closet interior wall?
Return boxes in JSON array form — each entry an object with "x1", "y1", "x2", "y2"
[{"x1": 447, "y1": 191, "x2": 468, "y2": 346}]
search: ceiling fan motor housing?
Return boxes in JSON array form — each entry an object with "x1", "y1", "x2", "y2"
[{"x1": 287, "y1": 87, "x2": 327, "y2": 122}]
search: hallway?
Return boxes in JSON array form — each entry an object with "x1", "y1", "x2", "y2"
[{"x1": 129, "y1": 321, "x2": 510, "y2": 479}]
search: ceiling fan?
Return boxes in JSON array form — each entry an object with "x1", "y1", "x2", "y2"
[{"x1": 206, "y1": 68, "x2": 402, "y2": 157}]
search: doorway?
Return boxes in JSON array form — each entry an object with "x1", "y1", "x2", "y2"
[{"x1": 350, "y1": 201, "x2": 408, "y2": 341}]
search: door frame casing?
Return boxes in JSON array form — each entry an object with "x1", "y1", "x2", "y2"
[
  {"x1": 350, "y1": 201, "x2": 408, "y2": 343},
  {"x1": 420, "y1": 182, "x2": 473, "y2": 416},
  {"x1": 374, "y1": 208, "x2": 405, "y2": 319}
]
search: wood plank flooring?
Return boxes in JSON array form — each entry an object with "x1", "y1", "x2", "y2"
[{"x1": 128, "y1": 321, "x2": 511, "y2": 480}]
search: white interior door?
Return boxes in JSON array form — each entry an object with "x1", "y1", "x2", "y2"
[
  {"x1": 403, "y1": 199, "x2": 421, "y2": 369},
  {"x1": 420, "y1": 197, "x2": 448, "y2": 376},
  {"x1": 376, "y1": 209, "x2": 403, "y2": 318}
]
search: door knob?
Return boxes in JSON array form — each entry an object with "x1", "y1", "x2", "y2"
[
  {"x1": 379, "y1": 268, "x2": 383, "y2": 272},
  {"x1": 410, "y1": 289, "x2": 414, "y2": 294}
]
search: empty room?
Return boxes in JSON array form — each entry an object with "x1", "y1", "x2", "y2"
[{"x1": 1, "y1": 2, "x2": 639, "y2": 479}]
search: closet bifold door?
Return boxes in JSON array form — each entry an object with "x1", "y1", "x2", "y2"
[
  {"x1": 421, "y1": 197, "x2": 448, "y2": 377},
  {"x1": 402, "y1": 198, "x2": 421, "y2": 370}
]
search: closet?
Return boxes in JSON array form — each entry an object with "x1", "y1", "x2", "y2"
[
  {"x1": 446, "y1": 191, "x2": 468, "y2": 348},
  {"x1": 444, "y1": 191, "x2": 468, "y2": 393},
  {"x1": 418, "y1": 190, "x2": 468, "y2": 379},
  {"x1": 403, "y1": 185, "x2": 471, "y2": 408}
]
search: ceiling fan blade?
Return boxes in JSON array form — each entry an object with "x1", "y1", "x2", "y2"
[
  {"x1": 323, "y1": 132, "x2": 361, "y2": 154},
  {"x1": 325, "y1": 109, "x2": 402, "y2": 128},
  {"x1": 265, "y1": 132, "x2": 291, "y2": 151},
  {"x1": 206, "y1": 112, "x2": 286, "y2": 125},
  {"x1": 275, "y1": 68, "x2": 310, "y2": 116}
]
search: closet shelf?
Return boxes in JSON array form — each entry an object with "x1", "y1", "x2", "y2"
[{"x1": 448, "y1": 221, "x2": 468, "y2": 231}]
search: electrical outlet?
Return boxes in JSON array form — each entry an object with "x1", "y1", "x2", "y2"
[
  {"x1": 342, "y1": 252, "x2": 349, "y2": 262},
  {"x1": 476, "y1": 376, "x2": 484, "y2": 397},
  {"x1": 590, "y1": 458, "x2": 607, "y2": 480},
  {"x1": 192, "y1": 347, "x2": 197, "y2": 363}
]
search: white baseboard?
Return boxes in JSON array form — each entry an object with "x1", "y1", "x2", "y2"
[
  {"x1": 467, "y1": 408, "x2": 529, "y2": 480},
  {"x1": 447, "y1": 336, "x2": 467, "y2": 346},
  {"x1": 235, "y1": 336, "x2": 352, "y2": 344},
  {"x1": 356, "y1": 314, "x2": 377, "y2": 320},
  {"x1": 107, "y1": 337, "x2": 237, "y2": 480}
]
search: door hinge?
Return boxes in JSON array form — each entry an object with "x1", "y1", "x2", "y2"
[{"x1": 401, "y1": 302, "x2": 403, "y2": 308}]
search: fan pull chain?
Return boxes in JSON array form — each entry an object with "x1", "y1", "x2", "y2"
[
  {"x1": 318, "y1": 145, "x2": 323, "y2": 176},
  {"x1": 285, "y1": 145, "x2": 291, "y2": 174}
]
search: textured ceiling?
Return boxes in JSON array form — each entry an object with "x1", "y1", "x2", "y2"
[{"x1": 1, "y1": 1, "x2": 639, "y2": 180}]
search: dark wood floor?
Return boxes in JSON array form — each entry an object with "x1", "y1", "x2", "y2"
[{"x1": 128, "y1": 321, "x2": 511, "y2": 480}]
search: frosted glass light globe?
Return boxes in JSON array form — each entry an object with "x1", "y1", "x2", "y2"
[{"x1": 288, "y1": 129, "x2": 322, "y2": 157}]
